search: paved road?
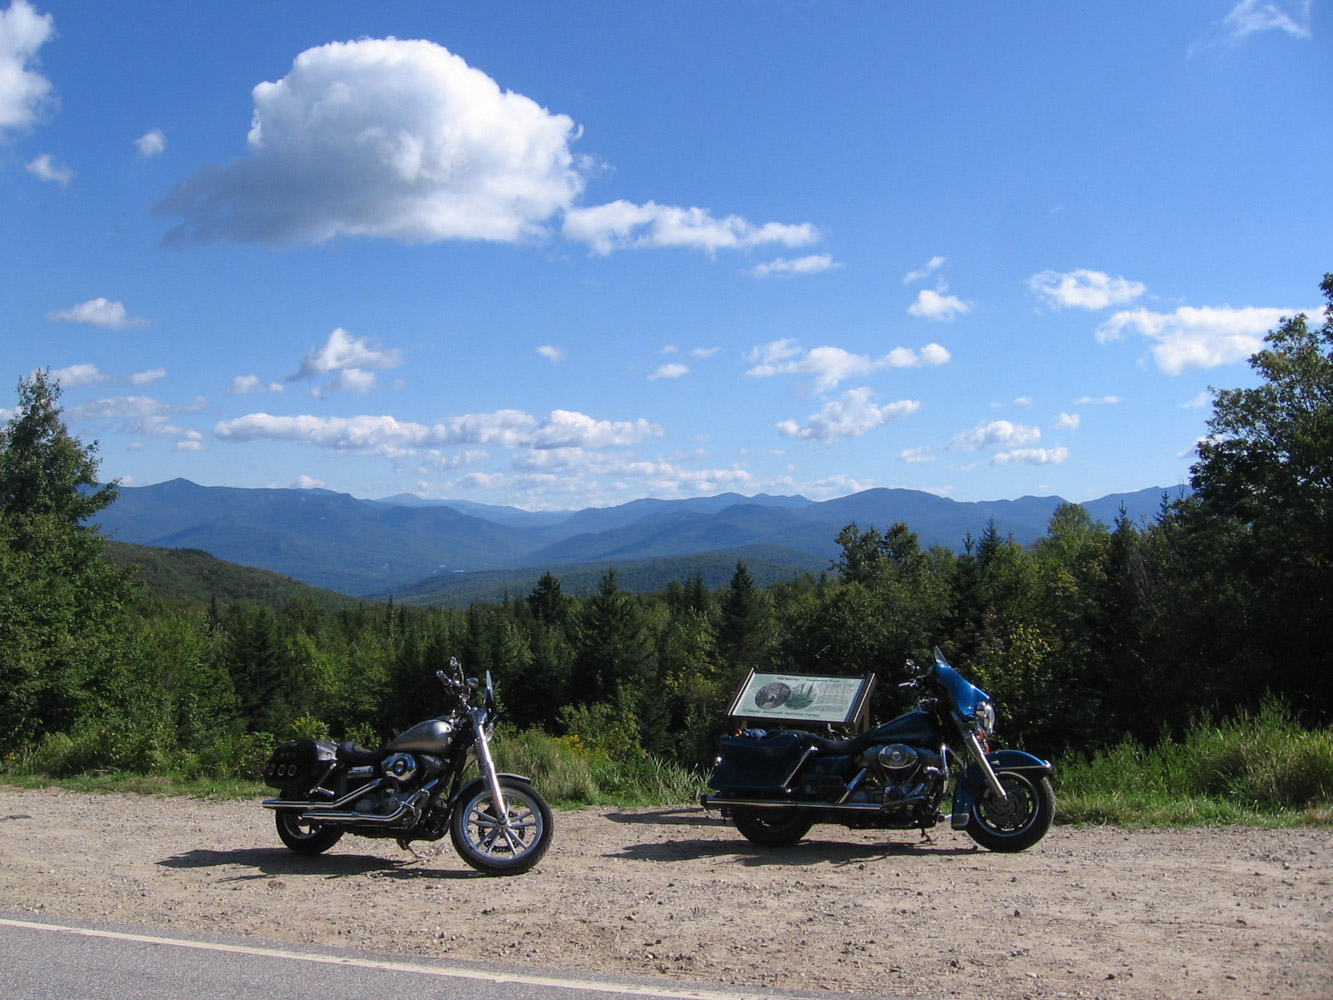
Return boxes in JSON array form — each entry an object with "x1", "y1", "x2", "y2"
[{"x1": 0, "y1": 913, "x2": 892, "y2": 1000}]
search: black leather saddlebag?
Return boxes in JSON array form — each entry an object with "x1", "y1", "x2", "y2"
[
  {"x1": 708, "y1": 731, "x2": 806, "y2": 791},
  {"x1": 263, "y1": 738, "x2": 337, "y2": 790}
]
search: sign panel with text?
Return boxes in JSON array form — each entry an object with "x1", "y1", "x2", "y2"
[{"x1": 726, "y1": 671, "x2": 876, "y2": 728}]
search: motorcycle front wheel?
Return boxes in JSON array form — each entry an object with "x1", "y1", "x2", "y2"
[
  {"x1": 965, "y1": 771, "x2": 1055, "y2": 852},
  {"x1": 450, "y1": 778, "x2": 553, "y2": 875},
  {"x1": 732, "y1": 805, "x2": 815, "y2": 847},
  {"x1": 274, "y1": 810, "x2": 344, "y2": 855}
]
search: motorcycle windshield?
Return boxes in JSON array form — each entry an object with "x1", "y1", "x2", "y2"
[{"x1": 932, "y1": 647, "x2": 990, "y2": 718}]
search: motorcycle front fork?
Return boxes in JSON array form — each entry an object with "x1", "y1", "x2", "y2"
[
  {"x1": 471, "y1": 712, "x2": 511, "y2": 823},
  {"x1": 963, "y1": 732, "x2": 1011, "y2": 805}
]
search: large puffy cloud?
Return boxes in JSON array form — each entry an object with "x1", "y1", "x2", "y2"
[
  {"x1": 1029, "y1": 269, "x2": 1147, "y2": 310},
  {"x1": 159, "y1": 37, "x2": 585, "y2": 246},
  {"x1": 562, "y1": 200, "x2": 818, "y2": 256},
  {"x1": 1096, "y1": 304, "x2": 1295, "y2": 374},
  {"x1": 0, "y1": 0, "x2": 53, "y2": 135},
  {"x1": 214, "y1": 407, "x2": 662, "y2": 453},
  {"x1": 777, "y1": 388, "x2": 920, "y2": 441},
  {"x1": 746, "y1": 339, "x2": 950, "y2": 392}
]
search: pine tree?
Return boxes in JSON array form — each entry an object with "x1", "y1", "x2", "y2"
[{"x1": 0, "y1": 371, "x2": 137, "y2": 748}]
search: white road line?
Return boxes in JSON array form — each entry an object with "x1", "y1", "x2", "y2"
[{"x1": 0, "y1": 916, "x2": 779, "y2": 1000}]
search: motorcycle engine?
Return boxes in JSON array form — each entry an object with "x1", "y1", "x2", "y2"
[
  {"x1": 382, "y1": 752, "x2": 418, "y2": 785},
  {"x1": 351, "y1": 754, "x2": 420, "y2": 815},
  {"x1": 861, "y1": 743, "x2": 944, "y2": 803}
]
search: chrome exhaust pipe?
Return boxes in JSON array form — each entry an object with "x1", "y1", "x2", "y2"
[
  {"x1": 701, "y1": 794, "x2": 884, "y2": 813},
  {"x1": 262, "y1": 778, "x2": 385, "y2": 813},
  {"x1": 294, "y1": 803, "x2": 411, "y2": 826},
  {"x1": 295, "y1": 784, "x2": 433, "y2": 826}
]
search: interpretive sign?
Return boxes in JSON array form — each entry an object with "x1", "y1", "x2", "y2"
[{"x1": 725, "y1": 670, "x2": 876, "y2": 729}]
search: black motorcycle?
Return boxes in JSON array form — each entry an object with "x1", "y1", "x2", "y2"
[
  {"x1": 261, "y1": 659, "x2": 553, "y2": 875},
  {"x1": 702, "y1": 648, "x2": 1055, "y2": 852}
]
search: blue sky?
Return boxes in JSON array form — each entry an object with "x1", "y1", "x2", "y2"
[{"x1": 2, "y1": 1, "x2": 1328, "y2": 510}]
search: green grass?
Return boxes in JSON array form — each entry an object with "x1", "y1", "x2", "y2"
[
  {"x1": 1056, "y1": 697, "x2": 1333, "y2": 827},
  {"x1": 0, "y1": 770, "x2": 267, "y2": 800}
]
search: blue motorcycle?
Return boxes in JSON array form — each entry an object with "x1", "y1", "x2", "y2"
[{"x1": 702, "y1": 648, "x2": 1055, "y2": 852}]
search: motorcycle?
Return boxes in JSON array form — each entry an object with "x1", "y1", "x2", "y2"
[
  {"x1": 261, "y1": 658, "x2": 553, "y2": 875},
  {"x1": 701, "y1": 647, "x2": 1055, "y2": 852}
]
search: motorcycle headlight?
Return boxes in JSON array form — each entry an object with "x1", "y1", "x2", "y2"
[{"x1": 976, "y1": 699, "x2": 996, "y2": 737}]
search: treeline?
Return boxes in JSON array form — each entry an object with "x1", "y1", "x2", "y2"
[
  {"x1": 3, "y1": 491, "x2": 1326, "y2": 780},
  {"x1": 2, "y1": 274, "x2": 1330, "y2": 783}
]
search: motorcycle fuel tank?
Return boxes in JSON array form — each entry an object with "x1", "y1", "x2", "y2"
[
  {"x1": 385, "y1": 719, "x2": 454, "y2": 753},
  {"x1": 867, "y1": 709, "x2": 937, "y2": 746}
]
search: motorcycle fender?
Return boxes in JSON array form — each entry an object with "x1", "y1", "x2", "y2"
[
  {"x1": 448, "y1": 772, "x2": 531, "y2": 810},
  {"x1": 950, "y1": 750, "x2": 1053, "y2": 829}
]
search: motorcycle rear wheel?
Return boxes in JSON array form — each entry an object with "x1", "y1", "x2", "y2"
[
  {"x1": 965, "y1": 771, "x2": 1055, "y2": 853},
  {"x1": 274, "y1": 810, "x2": 345, "y2": 855},
  {"x1": 732, "y1": 805, "x2": 815, "y2": 847},
  {"x1": 450, "y1": 778, "x2": 553, "y2": 875}
]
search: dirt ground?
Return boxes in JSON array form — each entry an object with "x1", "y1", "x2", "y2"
[{"x1": 0, "y1": 786, "x2": 1329, "y2": 1000}]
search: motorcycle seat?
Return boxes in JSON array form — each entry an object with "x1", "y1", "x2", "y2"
[
  {"x1": 336, "y1": 741, "x2": 390, "y2": 766},
  {"x1": 803, "y1": 731, "x2": 872, "y2": 756}
]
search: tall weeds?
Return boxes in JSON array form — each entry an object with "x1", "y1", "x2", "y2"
[{"x1": 1057, "y1": 697, "x2": 1333, "y2": 825}]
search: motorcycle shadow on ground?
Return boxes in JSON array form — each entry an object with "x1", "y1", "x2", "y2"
[
  {"x1": 602, "y1": 809, "x2": 981, "y2": 867},
  {"x1": 158, "y1": 847, "x2": 487, "y2": 882}
]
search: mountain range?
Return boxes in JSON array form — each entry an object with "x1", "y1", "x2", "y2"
[{"x1": 91, "y1": 479, "x2": 1184, "y2": 603}]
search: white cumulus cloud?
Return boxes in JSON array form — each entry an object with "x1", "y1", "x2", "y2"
[
  {"x1": 214, "y1": 407, "x2": 661, "y2": 454},
  {"x1": 1096, "y1": 304, "x2": 1296, "y2": 374},
  {"x1": 777, "y1": 388, "x2": 919, "y2": 441},
  {"x1": 1028, "y1": 269, "x2": 1147, "y2": 310},
  {"x1": 25, "y1": 151, "x2": 71, "y2": 185},
  {"x1": 745, "y1": 340, "x2": 950, "y2": 392},
  {"x1": 136, "y1": 127, "x2": 166, "y2": 157},
  {"x1": 907, "y1": 288, "x2": 970, "y2": 321},
  {"x1": 563, "y1": 199, "x2": 817, "y2": 256},
  {"x1": 948, "y1": 420, "x2": 1041, "y2": 451},
  {"x1": 292, "y1": 327, "x2": 403, "y2": 383},
  {"x1": 903, "y1": 256, "x2": 946, "y2": 285},
  {"x1": 993, "y1": 446, "x2": 1069, "y2": 466},
  {"x1": 537, "y1": 344, "x2": 566, "y2": 363},
  {"x1": 0, "y1": 0, "x2": 54, "y2": 135},
  {"x1": 648, "y1": 363, "x2": 689, "y2": 381},
  {"x1": 47, "y1": 297, "x2": 147, "y2": 329},
  {"x1": 230, "y1": 375, "x2": 285, "y2": 394},
  {"x1": 159, "y1": 37, "x2": 585, "y2": 246},
  {"x1": 50, "y1": 363, "x2": 106, "y2": 388}
]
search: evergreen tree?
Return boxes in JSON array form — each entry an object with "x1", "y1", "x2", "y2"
[
  {"x1": 1183, "y1": 273, "x2": 1333, "y2": 717},
  {"x1": 717, "y1": 562, "x2": 774, "y2": 672},
  {"x1": 0, "y1": 371, "x2": 137, "y2": 748}
]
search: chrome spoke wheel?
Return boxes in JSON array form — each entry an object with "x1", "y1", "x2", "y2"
[{"x1": 450, "y1": 779, "x2": 553, "y2": 875}]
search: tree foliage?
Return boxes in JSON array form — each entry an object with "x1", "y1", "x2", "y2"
[{"x1": 0, "y1": 372, "x2": 138, "y2": 747}]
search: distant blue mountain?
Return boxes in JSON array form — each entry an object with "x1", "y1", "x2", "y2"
[{"x1": 94, "y1": 479, "x2": 1185, "y2": 598}]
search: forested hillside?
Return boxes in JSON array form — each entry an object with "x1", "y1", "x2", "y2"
[{"x1": 3, "y1": 276, "x2": 1330, "y2": 786}]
